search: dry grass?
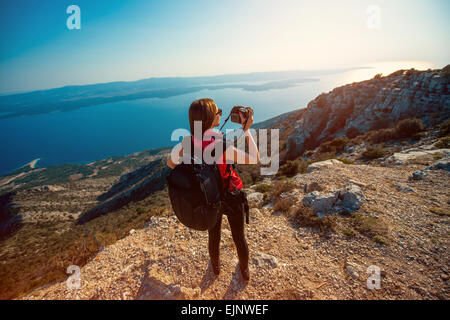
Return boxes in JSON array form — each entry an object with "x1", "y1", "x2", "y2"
[
  {"x1": 428, "y1": 207, "x2": 450, "y2": 216},
  {"x1": 253, "y1": 183, "x2": 273, "y2": 193},
  {"x1": 273, "y1": 198, "x2": 295, "y2": 213},
  {"x1": 435, "y1": 137, "x2": 450, "y2": 149},
  {"x1": 278, "y1": 159, "x2": 308, "y2": 177},
  {"x1": 350, "y1": 213, "x2": 389, "y2": 243},
  {"x1": 271, "y1": 180, "x2": 296, "y2": 198},
  {"x1": 0, "y1": 190, "x2": 169, "y2": 300},
  {"x1": 289, "y1": 204, "x2": 337, "y2": 234},
  {"x1": 362, "y1": 145, "x2": 386, "y2": 160}
]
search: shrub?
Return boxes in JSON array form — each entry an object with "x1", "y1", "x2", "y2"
[
  {"x1": 367, "y1": 128, "x2": 396, "y2": 143},
  {"x1": 136, "y1": 206, "x2": 147, "y2": 215},
  {"x1": 366, "y1": 118, "x2": 424, "y2": 143},
  {"x1": 234, "y1": 164, "x2": 262, "y2": 186},
  {"x1": 362, "y1": 145, "x2": 386, "y2": 160},
  {"x1": 309, "y1": 151, "x2": 336, "y2": 163},
  {"x1": 318, "y1": 137, "x2": 349, "y2": 154},
  {"x1": 291, "y1": 205, "x2": 336, "y2": 233},
  {"x1": 254, "y1": 183, "x2": 272, "y2": 193},
  {"x1": 435, "y1": 137, "x2": 450, "y2": 149},
  {"x1": 395, "y1": 118, "x2": 424, "y2": 139},
  {"x1": 351, "y1": 213, "x2": 388, "y2": 241},
  {"x1": 273, "y1": 198, "x2": 295, "y2": 213},
  {"x1": 439, "y1": 119, "x2": 450, "y2": 137},
  {"x1": 342, "y1": 228, "x2": 356, "y2": 238},
  {"x1": 374, "y1": 235, "x2": 389, "y2": 245},
  {"x1": 272, "y1": 180, "x2": 296, "y2": 198},
  {"x1": 278, "y1": 159, "x2": 308, "y2": 177}
]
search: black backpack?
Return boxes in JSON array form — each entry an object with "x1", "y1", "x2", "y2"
[{"x1": 167, "y1": 138, "x2": 227, "y2": 231}]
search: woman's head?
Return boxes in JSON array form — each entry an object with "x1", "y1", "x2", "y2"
[{"x1": 189, "y1": 98, "x2": 221, "y2": 135}]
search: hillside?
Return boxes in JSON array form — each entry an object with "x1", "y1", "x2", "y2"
[
  {"x1": 272, "y1": 66, "x2": 450, "y2": 160},
  {"x1": 23, "y1": 137, "x2": 450, "y2": 299},
  {"x1": 1, "y1": 66, "x2": 449, "y2": 300}
]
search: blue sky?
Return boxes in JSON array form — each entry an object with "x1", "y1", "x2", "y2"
[{"x1": 0, "y1": 0, "x2": 448, "y2": 94}]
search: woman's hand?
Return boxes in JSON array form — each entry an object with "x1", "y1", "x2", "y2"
[{"x1": 240, "y1": 107, "x2": 254, "y2": 132}]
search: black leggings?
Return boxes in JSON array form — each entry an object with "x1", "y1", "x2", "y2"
[{"x1": 208, "y1": 209, "x2": 249, "y2": 270}]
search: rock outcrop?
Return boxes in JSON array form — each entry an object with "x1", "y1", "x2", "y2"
[
  {"x1": 302, "y1": 183, "x2": 366, "y2": 217},
  {"x1": 285, "y1": 67, "x2": 450, "y2": 159}
]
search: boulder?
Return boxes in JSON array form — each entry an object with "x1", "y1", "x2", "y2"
[
  {"x1": 247, "y1": 192, "x2": 264, "y2": 207},
  {"x1": 425, "y1": 156, "x2": 450, "y2": 171},
  {"x1": 345, "y1": 262, "x2": 360, "y2": 279},
  {"x1": 396, "y1": 185, "x2": 416, "y2": 192},
  {"x1": 306, "y1": 159, "x2": 342, "y2": 173},
  {"x1": 386, "y1": 149, "x2": 450, "y2": 165},
  {"x1": 337, "y1": 184, "x2": 366, "y2": 212},
  {"x1": 302, "y1": 191, "x2": 339, "y2": 215},
  {"x1": 302, "y1": 184, "x2": 366, "y2": 216},
  {"x1": 411, "y1": 171, "x2": 427, "y2": 180},
  {"x1": 252, "y1": 252, "x2": 278, "y2": 268},
  {"x1": 249, "y1": 208, "x2": 261, "y2": 221}
]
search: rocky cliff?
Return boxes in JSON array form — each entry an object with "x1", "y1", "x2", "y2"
[{"x1": 284, "y1": 66, "x2": 450, "y2": 159}]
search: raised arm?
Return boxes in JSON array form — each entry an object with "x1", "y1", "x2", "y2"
[
  {"x1": 167, "y1": 142, "x2": 184, "y2": 169},
  {"x1": 225, "y1": 108, "x2": 260, "y2": 165}
]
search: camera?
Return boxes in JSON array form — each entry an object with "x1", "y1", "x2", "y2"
[{"x1": 230, "y1": 106, "x2": 253, "y2": 124}]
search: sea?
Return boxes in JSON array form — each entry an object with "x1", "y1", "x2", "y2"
[{"x1": 0, "y1": 60, "x2": 438, "y2": 175}]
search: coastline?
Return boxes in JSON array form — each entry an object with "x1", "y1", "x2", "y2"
[{"x1": 28, "y1": 158, "x2": 41, "y2": 169}]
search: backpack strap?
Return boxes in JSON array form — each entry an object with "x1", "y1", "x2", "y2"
[
  {"x1": 221, "y1": 139, "x2": 249, "y2": 225},
  {"x1": 190, "y1": 136, "x2": 203, "y2": 164}
]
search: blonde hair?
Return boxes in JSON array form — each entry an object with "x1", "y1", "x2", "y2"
[{"x1": 189, "y1": 98, "x2": 218, "y2": 135}]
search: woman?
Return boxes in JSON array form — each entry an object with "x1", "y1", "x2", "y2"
[{"x1": 167, "y1": 98, "x2": 259, "y2": 281}]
